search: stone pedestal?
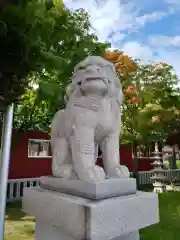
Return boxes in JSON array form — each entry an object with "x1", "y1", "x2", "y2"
[
  {"x1": 22, "y1": 187, "x2": 159, "y2": 240},
  {"x1": 40, "y1": 176, "x2": 137, "y2": 200}
]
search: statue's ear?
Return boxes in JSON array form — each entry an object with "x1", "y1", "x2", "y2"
[
  {"x1": 107, "y1": 76, "x2": 123, "y2": 107},
  {"x1": 116, "y1": 87, "x2": 123, "y2": 108},
  {"x1": 74, "y1": 86, "x2": 82, "y2": 98},
  {"x1": 66, "y1": 82, "x2": 83, "y2": 102},
  {"x1": 115, "y1": 76, "x2": 123, "y2": 108},
  {"x1": 64, "y1": 83, "x2": 73, "y2": 103}
]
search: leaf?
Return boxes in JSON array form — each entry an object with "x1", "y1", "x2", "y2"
[
  {"x1": 12, "y1": 2, "x2": 108, "y2": 131},
  {"x1": 121, "y1": 61, "x2": 180, "y2": 146}
]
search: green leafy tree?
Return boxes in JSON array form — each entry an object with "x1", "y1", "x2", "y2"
[
  {"x1": 0, "y1": 0, "x2": 58, "y2": 105},
  {"x1": 0, "y1": 0, "x2": 108, "y2": 105},
  {"x1": 13, "y1": 3, "x2": 109, "y2": 131},
  {"x1": 120, "y1": 61, "x2": 180, "y2": 154}
]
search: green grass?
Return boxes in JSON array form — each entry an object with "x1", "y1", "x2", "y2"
[
  {"x1": 5, "y1": 192, "x2": 180, "y2": 239},
  {"x1": 140, "y1": 192, "x2": 180, "y2": 240},
  {"x1": 5, "y1": 202, "x2": 35, "y2": 240}
]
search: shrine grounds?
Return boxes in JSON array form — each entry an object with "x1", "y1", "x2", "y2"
[{"x1": 4, "y1": 191, "x2": 180, "y2": 240}]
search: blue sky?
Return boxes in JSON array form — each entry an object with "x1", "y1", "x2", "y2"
[{"x1": 63, "y1": 0, "x2": 180, "y2": 75}]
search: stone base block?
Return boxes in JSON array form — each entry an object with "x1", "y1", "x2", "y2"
[
  {"x1": 23, "y1": 187, "x2": 159, "y2": 240},
  {"x1": 40, "y1": 176, "x2": 137, "y2": 199},
  {"x1": 35, "y1": 220, "x2": 139, "y2": 240}
]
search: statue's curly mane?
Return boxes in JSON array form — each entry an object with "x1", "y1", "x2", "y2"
[{"x1": 65, "y1": 56, "x2": 123, "y2": 107}]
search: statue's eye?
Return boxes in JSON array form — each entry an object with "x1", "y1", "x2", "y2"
[
  {"x1": 78, "y1": 81, "x2": 81, "y2": 85},
  {"x1": 79, "y1": 66, "x2": 86, "y2": 70}
]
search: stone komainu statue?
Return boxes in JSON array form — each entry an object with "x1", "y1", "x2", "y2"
[{"x1": 51, "y1": 56, "x2": 129, "y2": 182}]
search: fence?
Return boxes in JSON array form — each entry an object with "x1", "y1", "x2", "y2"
[
  {"x1": 6, "y1": 169, "x2": 180, "y2": 202},
  {"x1": 138, "y1": 169, "x2": 180, "y2": 185},
  {"x1": 7, "y1": 178, "x2": 40, "y2": 203}
]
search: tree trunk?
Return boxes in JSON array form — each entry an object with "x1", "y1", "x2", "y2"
[
  {"x1": 150, "y1": 142, "x2": 155, "y2": 156},
  {"x1": 170, "y1": 145, "x2": 177, "y2": 169},
  {"x1": 132, "y1": 141, "x2": 139, "y2": 188}
]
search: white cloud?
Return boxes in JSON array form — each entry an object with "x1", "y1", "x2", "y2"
[
  {"x1": 121, "y1": 42, "x2": 154, "y2": 62},
  {"x1": 63, "y1": 0, "x2": 167, "y2": 46},
  {"x1": 109, "y1": 32, "x2": 126, "y2": 45},
  {"x1": 63, "y1": 0, "x2": 180, "y2": 76},
  {"x1": 164, "y1": 0, "x2": 180, "y2": 12},
  {"x1": 147, "y1": 35, "x2": 180, "y2": 76},
  {"x1": 157, "y1": 51, "x2": 180, "y2": 78},
  {"x1": 149, "y1": 35, "x2": 180, "y2": 47},
  {"x1": 64, "y1": 0, "x2": 137, "y2": 43},
  {"x1": 136, "y1": 12, "x2": 167, "y2": 26},
  {"x1": 165, "y1": 0, "x2": 180, "y2": 6},
  {"x1": 122, "y1": 41, "x2": 180, "y2": 77}
]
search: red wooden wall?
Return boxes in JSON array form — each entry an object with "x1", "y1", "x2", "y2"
[
  {"x1": 136, "y1": 158, "x2": 154, "y2": 171},
  {"x1": 8, "y1": 130, "x2": 153, "y2": 179},
  {"x1": 9, "y1": 130, "x2": 52, "y2": 179}
]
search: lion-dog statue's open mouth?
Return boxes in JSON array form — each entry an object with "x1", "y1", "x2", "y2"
[{"x1": 51, "y1": 56, "x2": 130, "y2": 182}]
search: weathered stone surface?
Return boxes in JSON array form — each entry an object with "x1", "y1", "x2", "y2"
[
  {"x1": 40, "y1": 176, "x2": 137, "y2": 200},
  {"x1": 35, "y1": 221, "x2": 139, "y2": 240},
  {"x1": 23, "y1": 187, "x2": 159, "y2": 240},
  {"x1": 50, "y1": 56, "x2": 129, "y2": 182}
]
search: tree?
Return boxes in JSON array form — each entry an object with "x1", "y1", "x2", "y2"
[
  {"x1": 166, "y1": 117, "x2": 180, "y2": 148},
  {"x1": 103, "y1": 50, "x2": 137, "y2": 75},
  {"x1": 120, "y1": 61, "x2": 180, "y2": 154},
  {"x1": 0, "y1": 0, "x2": 50, "y2": 105},
  {"x1": 0, "y1": 0, "x2": 108, "y2": 106},
  {"x1": 13, "y1": 4, "x2": 109, "y2": 131}
]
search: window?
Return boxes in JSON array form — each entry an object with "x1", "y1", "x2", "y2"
[{"x1": 28, "y1": 139, "x2": 52, "y2": 158}]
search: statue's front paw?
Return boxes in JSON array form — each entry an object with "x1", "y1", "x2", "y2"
[
  {"x1": 107, "y1": 165, "x2": 130, "y2": 178},
  {"x1": 77, "y1": 165, "x2": 106, "y2": 182},
  {"x1": 52, "y1": 164, "x2": 73, "y2": 179},
  {"x1": 92, "y1": 165, "x2": 106, "y2": 182}
]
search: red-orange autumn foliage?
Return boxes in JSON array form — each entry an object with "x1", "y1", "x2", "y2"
[
  {"x1": 125, "y1": 85, "x2": 137, "y2": 94},
  {"x1": 102, "y1": 50, "x2": 141, "y2": 104},
  {"x1": 127, "y1": 97, "x2": 141, "y2": 103},
  {"x1": 102, "y1": 50, "x2": 137, "y2": 74},
  {"x1": 124, "y1": 85, "x2": 141, "y2": 103}
]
